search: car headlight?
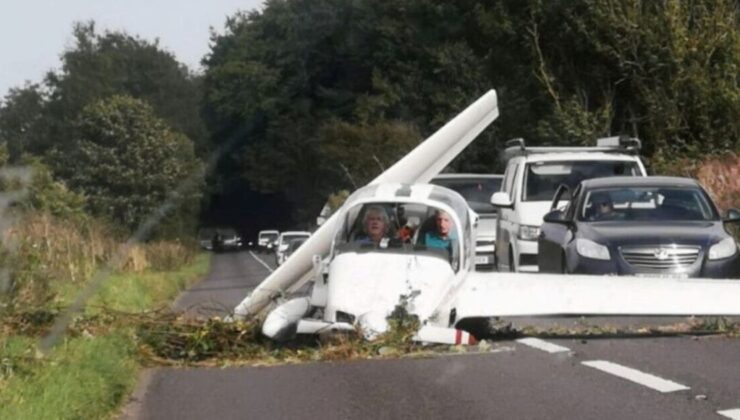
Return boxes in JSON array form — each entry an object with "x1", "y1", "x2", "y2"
[
  {"x1": 576, "y1": 238, "x2": 611, "y2": 260},
  {"x1": 708, "y1": 238, "x2": 738, "y2": 260},
  {"x1": 518, "y1": 225, "x2": 540, "y2": 241},
  {"x1": 279, "y1": 244, "x2": 288, "y2": 251}
]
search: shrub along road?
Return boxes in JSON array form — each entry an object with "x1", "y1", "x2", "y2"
[{"x1": 126, "y1": 251, "x2": 740, "y2": 420}]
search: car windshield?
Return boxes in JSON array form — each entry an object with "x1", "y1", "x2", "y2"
[
  {"x1": 288, "y1": 238, "x2": 306, "y2": 251},
  {"x1": 261, "y1": 233, "x2": 278, "y2": 241},
  {"x1": 523, "y1": 160, "x2": 641, "y2": 201},
  {"x1": 282, "y1": 234, "x2": 308, "y2": 243},
  {"x1": 431, "y1": 177, "x2": 502, "y2": 214},
  {"x1": 579, "y1": 187, "x2": 718, "y2": 221}
]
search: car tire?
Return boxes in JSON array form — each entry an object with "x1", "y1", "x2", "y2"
[
  {"x1": 561, "y1": 252, "x2": 568, "y2": 274},
  {"x1": 509, "y1": 246, "x2": 515, "y2": 273}
]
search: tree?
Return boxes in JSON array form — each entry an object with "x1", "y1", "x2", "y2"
[
  {"x1": 54, "y1": 95, "x2": 202, "y2": 238},
  {"x1": 523, "y1": 0, "x2": 740, "y2": 161},
  {"x1": 40, "y1": 22, "x2": 208, "y2": 155},
  {"x1": 202, "y1": 0, "x2": 495, "y2": 219},
  {"x1": 318, "y1": 120, "x2": 420, "y2": 187},
  {"x1": 0, "y1": 84, "x2": 45, "y2": 163}
]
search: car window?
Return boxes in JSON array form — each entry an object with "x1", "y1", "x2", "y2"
[
  {"x1": 579, "y1": 187, "x2": 718, "y2": 221},
  {"x1": 431, "y1": 177, "x2": 502, "y2": 214},
  {"x1": 503, "y1": 162, "x2": 517, "y2": 196}
]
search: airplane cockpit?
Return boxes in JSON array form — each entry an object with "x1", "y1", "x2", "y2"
[{"x1": 330, "y1": 184, "x2": 476, "y2": 273}]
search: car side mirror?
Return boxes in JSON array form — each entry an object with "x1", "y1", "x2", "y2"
[
  {"x1": 543, "y1": 209, "x2": 571, "y2": 225},
  {"x1": 491, "y1": 192, "x2": 513, "y2": 209},
  {"x1": 725, "y1": 208, "x2": 740, "y2": 223}
]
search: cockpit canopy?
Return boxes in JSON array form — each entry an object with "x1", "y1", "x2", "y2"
[{"x1": 331, "y1": 184, "x2": 475, "y2": 272}]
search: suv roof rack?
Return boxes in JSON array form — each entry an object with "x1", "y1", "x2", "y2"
[{"x1": 502, "y1": 135, "x2": 641, "y2": 161}]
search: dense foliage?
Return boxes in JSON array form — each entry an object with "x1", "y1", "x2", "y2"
[
  {"x1": 0, "y1": 23, "x2": 206, "y2": 237},
  {"x1": 52, "y1": 96, "x2": 202, "y2": 236},
  {"x1": 0, "y1": 0, "x2": 737, "y2": 226},
  {"x1": 202, "y1": 0, "x2": 739, "y2": 219}
]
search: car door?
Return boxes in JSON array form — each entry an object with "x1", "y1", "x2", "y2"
[
  {"x1": 495, "y1": 160, "x2": 519, "y2": 269},
  {"x1": 539, "y1": 185, "x2": 580, "y2": 273}
]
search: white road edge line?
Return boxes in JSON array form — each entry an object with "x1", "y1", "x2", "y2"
[
  {"x1": 516, "y1": 338, "x2": 571, "y2": 353},
  {"x1": 249, "y1": 251, "x2": 274, "y2": 273},
  {"x1": 582, "y1": 360, "x2": 690, "y2": 393},
  {"x1": 718, "y1": 409, "x2": 740, "y2": 420}
]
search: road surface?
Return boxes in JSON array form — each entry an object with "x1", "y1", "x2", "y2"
[{"x1": 123, "y1": 250, "x2": 740, "y2": 420}]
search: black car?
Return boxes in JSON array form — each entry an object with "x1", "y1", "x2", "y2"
[{"x1": 538, "y1": 176, "x2": 740, "y2": 278}]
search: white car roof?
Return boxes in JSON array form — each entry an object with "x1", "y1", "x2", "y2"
[
  {"x1": 280, "y1": 231, "x2": 311, "y2": 237},
  {"x1": 433, "y1": 173, "x2": 503, "y2": 179},
  {"x1": 513, "y1": 152, "x2": 641, "y2": 163}
]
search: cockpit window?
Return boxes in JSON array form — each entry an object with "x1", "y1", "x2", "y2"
[{"x1": 334, "y1": 202, "x2": 462, "y2": 270}]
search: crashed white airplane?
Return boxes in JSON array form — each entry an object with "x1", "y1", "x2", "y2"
[{"x1": 235, "y1": 89, "x2": 740, "y2": 345}]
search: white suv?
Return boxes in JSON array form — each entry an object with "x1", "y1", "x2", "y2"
[
  {"x1": 257, "y1": 230, "x2": 279, "y2": 253},
  {"x1": 275, "y1": 231, "x2": 311, "y2": 266},
  {"x1": 491, "y1": 137, "x2": 647, "y2": 272}
]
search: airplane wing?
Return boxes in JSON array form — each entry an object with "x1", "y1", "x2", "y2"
[
  {"x1": 453, "y1": 272, "x2": 740, "y2": 320},
  {"x1": 234, "y1": 90, "x2": 499, "y2": 318}
]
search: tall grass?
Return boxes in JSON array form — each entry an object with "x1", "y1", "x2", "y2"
[
  {"x1": 2, "y1": 212, "x2": 198, "y2": 311},
  {"x1": 3, "y1": 214, "x2": 116, "y2": 309},
  {"x1": 660, "y1": 152, "x2": 740, "y2": 240},
  {"x1": 694, "y1": 154, "x2": 740, "y2": 212}
]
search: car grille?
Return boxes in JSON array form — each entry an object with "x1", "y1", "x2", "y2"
[{"x1": 620, "y1": 245, "x2": 700, "y2": 271}]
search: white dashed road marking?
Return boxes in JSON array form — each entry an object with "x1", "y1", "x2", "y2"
[
  {"x1": 582, "y1": 360, "x2": 690, "y2": 393},
  {"x1": 516, "y1": 338, "x2": 571, "y2": 353},
  {"x1": 249, "y1": 251, "x2": 274, "y2": 273},
  {"x1": 718, "y1": 409, "x2": 740, "y2": 420}
]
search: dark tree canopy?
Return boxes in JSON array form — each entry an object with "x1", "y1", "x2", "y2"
[
  {"x1": 54, "y1": 95, "x2": 202, "y2": 237},
  {"x1": 1, "y1": 1, "x2": 737, "y2": 232},
  {"x1": 39, "y1": 22, "x2": 208, "y2": 155},
  {"x1": 0, "y1": 84, "x2": 46, "y2": 163}
]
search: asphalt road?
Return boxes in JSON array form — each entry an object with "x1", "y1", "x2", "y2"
[
  {"x1": 173, "y1": 249, "x2": 273, "y2": 318},
  {"x1": 124, "y1": 251, "x2": 740, "y2": 420}
]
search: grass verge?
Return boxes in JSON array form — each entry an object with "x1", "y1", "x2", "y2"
[{"x1": 0, "y1": 253, "x2": 210, "y2": 420}]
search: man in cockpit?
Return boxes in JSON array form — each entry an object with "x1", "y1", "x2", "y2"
[
  {"x1": 424, "y1": 210, "x2": 456, "y2": 253},
  {"x1": 355, "y1": 205, "x2": 391, "y2": 246}
]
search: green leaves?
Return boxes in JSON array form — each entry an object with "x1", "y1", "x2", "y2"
[{"x1": 53, "y1": 96, "x2": 202, "y2": 237}]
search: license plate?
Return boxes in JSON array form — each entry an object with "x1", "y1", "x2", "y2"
[
  {"x1": 475, "y1": 256, "x2": 491, "y2": 265},
  {"x1": 635, "y1": 272, "x2": 689, "y2": 279}
]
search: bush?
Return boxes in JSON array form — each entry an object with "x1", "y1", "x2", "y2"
[
  {"x1": 694, "y1": 154, "x2": 740, "y2": 212},
  {"x1": 51, "y1": 95, "x2": 203, "y2": 239},
  {"x1": 0, "y1": 174, "x2": 24, "y2": 192},
  {"x1": 20, "y1": 163, "x2": 87, "y2": 220}
]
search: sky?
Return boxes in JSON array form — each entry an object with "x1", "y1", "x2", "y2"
[{"x1": 0, "y1": 0, "x2": 264, "y2": 97}]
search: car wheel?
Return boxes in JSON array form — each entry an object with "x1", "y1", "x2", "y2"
[
  {"x1": 509, "y1": 246, "x2": 515, "y2": 273},
  {"x1": 561, "y1": 252, "x2": 568, "y2": 274}
]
